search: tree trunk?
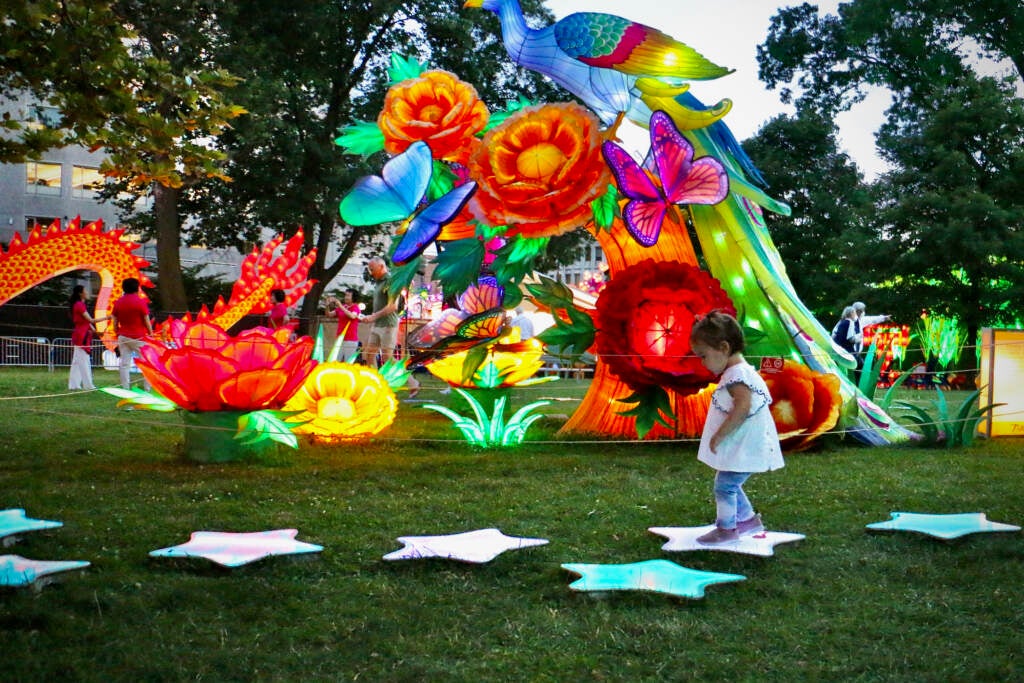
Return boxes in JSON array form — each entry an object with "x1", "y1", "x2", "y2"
[
  {"x1": 299, "y1": 280, "x2": 327, "y2": 338},
  {"x1": 558, "y1": 211, "x2": 713, "y2": 439},
  {"x1": 153, "y1": 183, "x2": 188, "y2": 315}
]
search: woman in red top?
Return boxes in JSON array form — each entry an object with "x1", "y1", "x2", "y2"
[
  {"x1": 325, "y1": 289, "x2": 362, "y2": 361},
  {"x1": 268, "y1": 289, "x2": 290, "y2": 329},
  {"x1": 67, "y1": 285, "x2": 106, "y2": 390}
]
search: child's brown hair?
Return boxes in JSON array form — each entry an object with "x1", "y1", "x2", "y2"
[{"x1": 690, "y1": 310, "x2": 745, "y2": 354}]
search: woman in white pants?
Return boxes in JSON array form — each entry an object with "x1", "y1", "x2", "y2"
[{"x1": 68, "y1": 285, "x2": 105, "y2": 390}]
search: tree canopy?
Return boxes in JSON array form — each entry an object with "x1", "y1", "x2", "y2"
[
  {"x1": 758, "y1": 0, "x2": 1023, "y2": 113},
  {"x1": 873, "y1": 74, "x2": 1024, "y2": 338},
  {"x1": 757, "y1": 0, "x2": 1024, "y2": 336},
  {"x1": 1, "y1": 0, "x2": 245, "y2": 312}
]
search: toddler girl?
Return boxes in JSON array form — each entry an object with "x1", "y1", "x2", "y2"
[{"x1": 689, "y1": 311, "x2": 784, "y2": 544}]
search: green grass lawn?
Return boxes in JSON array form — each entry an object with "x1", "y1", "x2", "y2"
[{"x1": 1, "y1": 368, "x2": 1022, "y2": 682}]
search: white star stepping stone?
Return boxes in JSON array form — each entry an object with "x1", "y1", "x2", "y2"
[
  {"x1": 383, "y1": 528, "x2": 549, "y2": 563},
  {"x1": 149, "y1": 529, "x2": 323, "y2": 568},
  {"x1": 649, "y1": 525, "x2": 805, "y2": 556}
]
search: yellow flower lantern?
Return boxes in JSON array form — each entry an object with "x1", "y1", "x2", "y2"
[
  {"x1": 283, "y1": 362, "x2": 398, "y2": 443},
  {"x1": 428, "y1": 337, "x2": 546, "y2": 389}
]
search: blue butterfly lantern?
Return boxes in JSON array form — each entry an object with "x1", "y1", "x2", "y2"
[{"x1": 339, "y1": 141, "x2": 478, "y2": 264}]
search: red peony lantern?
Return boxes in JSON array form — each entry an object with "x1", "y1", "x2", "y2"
[
  {"x1": 595, "y1": 259, "x2": 735, "y2": 395},
  {"x1": 136, "y1": 320, "x2": 315, "y2": 412}
]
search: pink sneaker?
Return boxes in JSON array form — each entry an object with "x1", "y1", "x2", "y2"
[
  {"x1": 697, "y1": 526, "x2": 739, "y2": 544},
  {"x1": 736, "y1": 514, "x2": 764, "y2": 536}
]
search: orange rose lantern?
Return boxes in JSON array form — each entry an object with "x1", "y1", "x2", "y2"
[
  {"x1": 761, "y1": 360, "x2": 842, "y2": 452},
  {"x1": 468, "y1": 102, "x2": 611, "y2": 239},
  {"x1": 378, "y1": 70, "x2": 489, "y2": 164}
]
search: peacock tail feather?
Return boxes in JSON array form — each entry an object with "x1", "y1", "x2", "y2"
[{"x1": 555, "y1": 13, "x2": 732, "y2": 80}]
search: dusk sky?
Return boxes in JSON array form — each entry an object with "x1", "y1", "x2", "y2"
[{"x1": 542, "y1": 0, "x2": 891, "y2": 178}]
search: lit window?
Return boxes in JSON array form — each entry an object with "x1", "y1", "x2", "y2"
[
  {"x1": 25, "y1": 216, "x2": 60, "y2": 231},
  {"x1": 26, "y1": 162, "x2": 62, "y2": 196},
  {"x1": 72, "y1": 166, "x2": 105, "y2": 199}
]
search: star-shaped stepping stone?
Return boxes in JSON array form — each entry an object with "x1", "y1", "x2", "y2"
[
  {"x1": 561, "y1": 559, "x2": 745, "y2": 599},
  {"x1": 866, "y1": 512, "x2": 1021, "y2": 540},
  {"x1": 0, "y1": 555, "x2": 90, "y2": 589},
  {"x1": 648, "y1": 525, "x2": 806, "y2": 557},
  {"x1": 149, "y1": 529, "x2": 323, "y2": 568},
  {"x1": 0, "y1": 509, "x2": 63, "y2": 547},
  {"x1": 383, "y1": 528, "x2": 548, "y2": 563}
]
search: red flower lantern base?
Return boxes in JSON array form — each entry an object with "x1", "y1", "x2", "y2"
[{"x1": 182, "y1": 411, "x2": 279, "y2": 463}]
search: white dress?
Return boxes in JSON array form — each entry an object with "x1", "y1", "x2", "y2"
[{"x1": 697, "y1": 362, "x2": 784, "y2": 473}]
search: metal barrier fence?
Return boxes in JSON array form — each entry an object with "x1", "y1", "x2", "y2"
[
  {"x1": 50, "y1": 338, "x2": 110, "y2": 369},
  {"x1": 1, "y1": 336, "x2": 109, "y2": 370},
  {"x1": 1, "y1": 336, "x2": 53, "y2": 368}
]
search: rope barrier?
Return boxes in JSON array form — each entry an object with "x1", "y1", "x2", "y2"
[
  {"x1": 6, "y1": 381, "x2": 1022, "y2": 444},
  {"x1": 1, "y1": 331, "x2": 1011, "y2": 366}
]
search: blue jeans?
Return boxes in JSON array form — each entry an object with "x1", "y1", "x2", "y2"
[{"x1": 713, "y1": 471, "x2": 754, "y2": 529}]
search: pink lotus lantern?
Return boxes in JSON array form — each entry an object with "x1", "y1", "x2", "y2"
[{"x1": 136, "y1": 320, "x2": 316, "y2": 461}]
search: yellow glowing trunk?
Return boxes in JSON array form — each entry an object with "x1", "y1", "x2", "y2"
[{"x1": 558, "y1": 212, "x2": 711, "y2": 439}]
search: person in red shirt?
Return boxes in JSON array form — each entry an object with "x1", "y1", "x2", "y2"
[
  {"x1": 325, "y1": 288, "x2": 361, "y2": 361},
  {"x1": 67, "y1": 285, "x2": 106, "y2": 390},
  {"x1": 111, "y1": 278, "x2": 153, "y2": 390},
  {"x1": 268, "y1": 289, "x2": 288, "y2": 328}
]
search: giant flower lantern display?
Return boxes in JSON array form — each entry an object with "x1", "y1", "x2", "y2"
[{"x1": 334, "y1": 1, "x2": 915, "y2": 446}]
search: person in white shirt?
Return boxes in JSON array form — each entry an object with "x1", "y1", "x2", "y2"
[
  {"x1": 851, "y1": 301, "x2": 891, "y2": 354},
  {"x1": 510, "y1": 307, "x2": 534, "y2": 339}
]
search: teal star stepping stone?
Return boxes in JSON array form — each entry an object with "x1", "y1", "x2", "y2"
[
  {"x1": 561, "y1": 559, "x2": 745, "y2": 599},
  {"x1": 0, "y1": 555, "x2": 90, "y2": 589},
  {"x1": 0, "y1": 509, "x2": 62, "y2": 547},
  {"x1": 866, "y1": 512, "x2": 1021, "y2": 540}
]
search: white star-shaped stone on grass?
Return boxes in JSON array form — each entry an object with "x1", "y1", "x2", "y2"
[
  {"x1": 149, "y1": 529, "x2": 323, "y2": 567},
  {"x1": 866, "y1": 512, "x2": 1020, "y2": 540},
  {"x1": 383, "y1": 528, "x2": 549, "y2": 563},
  {"x1": 0, "y1": 509, "x2": 63, "y2": 547},
  {"x1": 0, "y1": 555, "x2": 90, "y2": 589},
  {"x1": 562, "y1": 559, "x2": 745, "y2": 599},
  {"x1": 649, "y1": 525, "x2": 806, "y2": 556}
]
